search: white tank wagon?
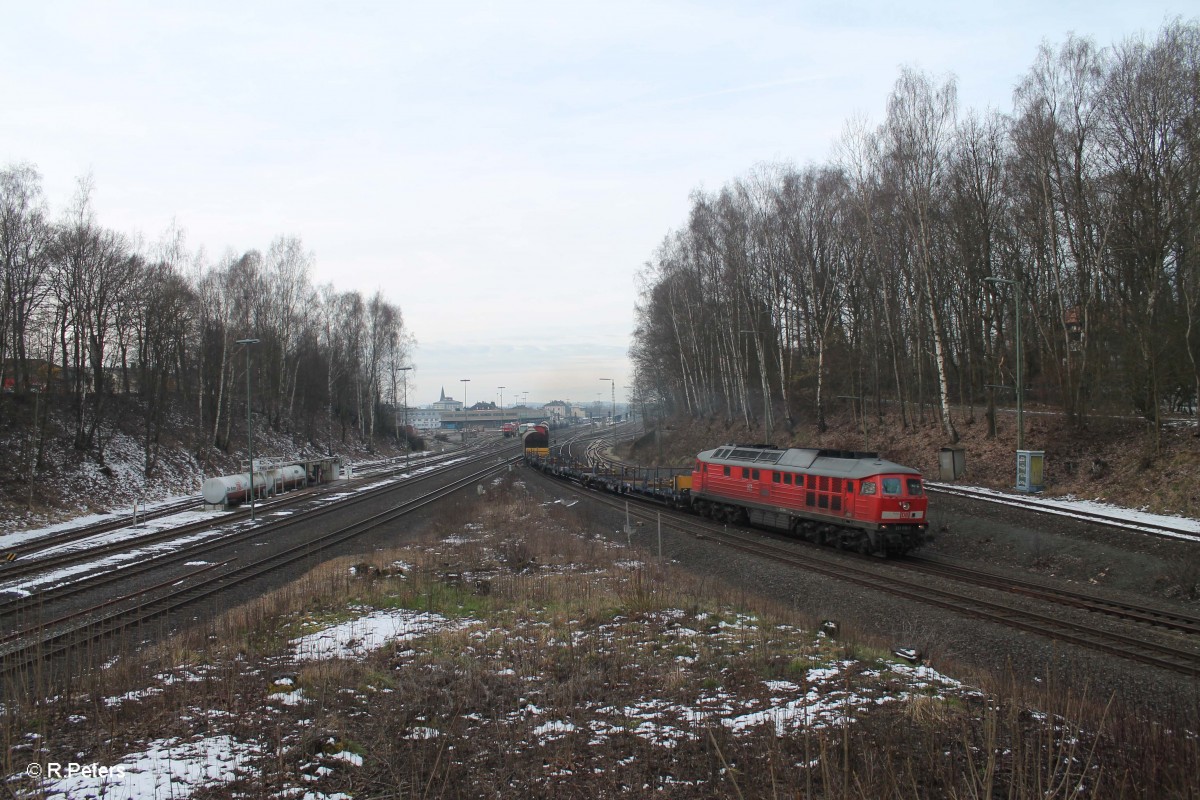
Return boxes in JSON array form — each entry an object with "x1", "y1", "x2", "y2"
[
  {"x1": 202, "y1": 472, "x2": 270, "y2": 507},
  {"x1": 204, "y1": 457, "x2": 345, "y2": 510},
  {"x1": 270, "y1": 464, "x2": 307, "y2": 492}
]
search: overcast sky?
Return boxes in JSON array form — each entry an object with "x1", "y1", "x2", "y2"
[{"x1": 2, "y1": 2, "x2": 1190, "y2": 409}]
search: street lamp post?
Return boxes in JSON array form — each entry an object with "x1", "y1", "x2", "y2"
[
  {"x1": 460, "y1": 378, "x2": 470, "y2": 433},
  {"x1": 600, "y1": 377, "x2": 615, "y2": 425},
  {"x1": 236, "y1": 338, "x2": 260, "y2": 521},
  {"x1": 498, "y1": 385, "x2": 505, "y2": 428}
]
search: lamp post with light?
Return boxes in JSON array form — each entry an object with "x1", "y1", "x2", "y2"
[
  {"x1": 460, "y1": 378, "x2": 470, "y2": 435},
  {"x1": 236, "y1": 338, "x2": 260, "y2": 521},
  {"x1": 498, "y1": 385, "x2": 505, "y2": 429},
  {"x1": 600, "y1": 377, "x2": 615, "y2": 425}
]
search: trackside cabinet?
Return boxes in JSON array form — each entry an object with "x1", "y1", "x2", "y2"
[
  {"x1": 1016, "y1": 450, "x2": 1045, "y2": 493},
  {"x1": 938, "y1": 447, "x2": 965, "y2": 481}
]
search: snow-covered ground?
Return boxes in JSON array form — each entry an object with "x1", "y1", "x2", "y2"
[{"x1": 28, "y1": 735, "x2": 263, "y2": 800}]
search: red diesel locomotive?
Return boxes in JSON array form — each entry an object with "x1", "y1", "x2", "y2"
[{"x1": 690, "y1": 444, "x2": 928, "y2": 556}]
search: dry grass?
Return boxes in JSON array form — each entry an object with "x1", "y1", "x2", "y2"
[{"x1": 3, "y1": 475, "x2": 1199, "y2": 798}]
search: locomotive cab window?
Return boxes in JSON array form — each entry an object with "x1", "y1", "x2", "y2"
[
  {"x1": 771, "y1": 472, "x2": 780, "y2": 483},
  {"x1": 783, "y1": 473, "x2": 792, "y2": 485},
  {"x1": 742, "y1": 467, "x2": 750, "y2": 478},
  {"x1": 861, "y1": 481, "x2": 876, "y2": 495},
  {"x1": 881, "y1": 478, "x2": 902, "y2": 495},
  {"x1": 752, "y1": 469, "x2": 760, "y2": 480},
  {"x1": 907, "y1": 479, "x2": 923, "y2": 495}
]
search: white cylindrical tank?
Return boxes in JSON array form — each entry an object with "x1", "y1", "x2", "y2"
[
  {"x1": 271, "y1": 465, "x2": 306, "y2": 492},
  {"x1": 202, "y1": 472, "x2": 269, "y2": 506}
]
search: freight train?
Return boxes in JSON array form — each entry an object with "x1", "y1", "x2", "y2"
[
  {"x1": 528, "y1": 443, "x2": 928, "y2": 556},
  {"x1": 522, "y1": 423, "x2": 550, "y2": 459}
]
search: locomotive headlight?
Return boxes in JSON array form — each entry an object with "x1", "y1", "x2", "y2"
[{"x1": 901, "y1": 501, "x2": 910, "y2": 510}]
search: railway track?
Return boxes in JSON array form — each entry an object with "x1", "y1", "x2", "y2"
[
  {"x1": 0, "y1": 454, "x2": 493, "y2": 625},
  {"x1": 582, "y1": 435, "x2": 1200, "y2": 630},
  {"x1": 550, "y1": 423, "x2": 641, "y2": 468},
  {"x1": 0, "y1": 448, "x2": 485, "y2": 587},
  {"x1": 0, "y1": 454, "x2": 520, "y2": 680},
  {"x1": 1, "y1": 494, "x2": 204, "y2": 559},
  {"x1": 551, "y1": 427, "x2": 623, "y2": 464},
  {"x1": 925, "y1": 484, "x2": 1200, "y2": 542},
  {"x1": 531, "y1": 468, "x2": 1200, "y2": 677},
  {"x1": 903, "y1": 556, "x2": 1200, "y2": 636},
  {"x1": 0, "y1": 439, "x2": 504, "y2": 567}
]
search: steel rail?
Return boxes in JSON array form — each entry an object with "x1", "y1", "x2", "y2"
[
  {"x1": 902, "y1": 556, "x2": 1200, "y2": 636},
  {"x1": 926, "y1": 483, "x2": 1200, "y2": 542}
]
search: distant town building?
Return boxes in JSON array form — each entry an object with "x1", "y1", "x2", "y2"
[
  {"x1": 540, "y1": 400, "x2": 587, "y2": 422},
  {"x1": 432, "y1": 386, "x2": 463, "y2": 412},
  {"x1": 387, "y1": 404, "x2": 438, "y2": 431},
  {"x1": 544, "y1": 400, "x2": 568, "y2": 421},
  {"x1": 409, "y1": 408, "x2": 441, "y2": 429}
]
